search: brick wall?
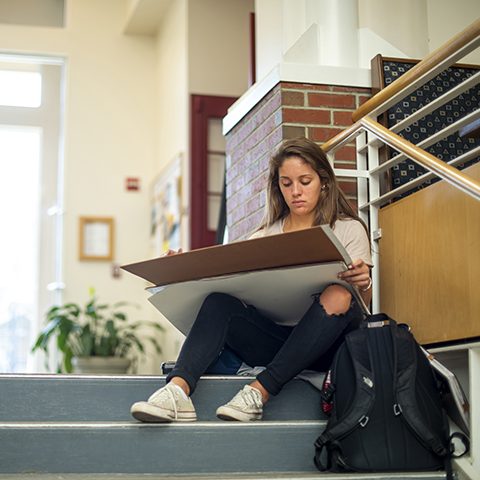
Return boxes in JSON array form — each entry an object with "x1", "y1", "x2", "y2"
[{"x1": 225, "y1": 81, "x2": 371, "y2": 242}]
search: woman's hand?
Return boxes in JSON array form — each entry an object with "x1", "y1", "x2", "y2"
[
  {"x1": 164, "y1": 248, "x2": 183, "y2": 256},
  {"x1": 337, "y1": 259, "x2": 371, "y2": 291}
]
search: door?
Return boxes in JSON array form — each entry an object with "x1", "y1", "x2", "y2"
[{"x1": 190, "y1": 94, "x2": 237, "y2": 249}]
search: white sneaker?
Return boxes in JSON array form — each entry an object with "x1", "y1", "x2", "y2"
[
  {"x1": 130, "y1": 383, "x2": 197, "y2": 423},
  {"x1": 216, "y1": 385, "x2": 263, "y2": 422}
]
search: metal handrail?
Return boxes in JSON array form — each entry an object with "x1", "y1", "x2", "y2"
[
  {"x1": 322, "y1": 116, "x2": 480, "y2": 202},
  {"x1": 389, "y1": 71, "x2": 480, "y2": 134},
  {"x1": 352, "y1": 18, "x2": 480, "y2": 122},
  {"x1": 368, "y1": 108, "x2": 480, "y2": 176},
  {"x1": 321, "y1": 19, "x2": 480, "y2": 204},
  {"x1": 361, "y1": 145, "x2": 480, "y2": 208},
  {"x1": 322, "y1": 120, "x2": 362, "y2": 153},
  {"x1": 362, "y1": 117, "x2": 480, "y2": 200}
]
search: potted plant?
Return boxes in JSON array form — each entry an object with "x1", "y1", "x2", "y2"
[{"x1": 32, "y1": 289, "x2": 164, "y2": 374}]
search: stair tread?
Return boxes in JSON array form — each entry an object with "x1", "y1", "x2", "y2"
[
  {"x1": 0, "y1": 421, "x2": 447, "y2": 478},
  {"x1": 0, "y1": 374, "x2": 325, "y2": 422},
  {"x1": 1, "y1": 421, "x2": 323, "y2": 474}
]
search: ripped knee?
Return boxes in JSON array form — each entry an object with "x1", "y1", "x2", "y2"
[{"x1": 319, "y1": 284, "x2": 352, "y2": 315}]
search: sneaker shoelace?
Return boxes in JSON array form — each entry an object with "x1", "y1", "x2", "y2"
[
  {"x1": 149, "y1": 385, "x2": 178, "y2": 419},
  {"x1": 231, "y1": 386, "x2": 263, "y2": 410}
]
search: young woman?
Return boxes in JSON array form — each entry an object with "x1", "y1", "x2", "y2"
[{"x1": 131, "y1": 137, "x2": 372, "y2": 423}]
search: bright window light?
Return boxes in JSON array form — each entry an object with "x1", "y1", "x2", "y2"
[
  {"x1": 0, "y1": 126, "x2": 41, "y2": 372},
  {"x1": 0, "y1": 71, "x2": 42, "y2": 108}
]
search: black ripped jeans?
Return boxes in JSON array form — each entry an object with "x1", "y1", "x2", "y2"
[{"x1": 166, "y1": 290, "x2": 364, "y2": 395}]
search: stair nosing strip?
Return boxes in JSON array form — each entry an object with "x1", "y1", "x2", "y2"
[
  {"x1": 0, "y1": 374, "x2": 257, "y2": 380},
  {"x1": 0, "y1": 420, "x2": 326, "y2": 429},
  {"x1": 0, "y1": 474, "x2": 447, "y2": 479}
]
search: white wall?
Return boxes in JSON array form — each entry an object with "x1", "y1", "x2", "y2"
[
  {"x1": 0, "y1": 0, "x2": 256, "y2": 370},
  {"x1": 426, "y1": 0, "x2": 480, "y2": 64},
  {"x1": 254, "y1": 0, "x2": 368, "y2": 86},
  {"x1": 0, "y1": 0, "x2": 160, "y2": 373},
  {"x1": 254, "y1": 0, "x2": 479, "y2": 82},
  {"x1": 188, "y1": 0, "x2": 254, "y2": 96},
  {"x1": 151, "y1": 0, "x2": 189, "y2": 363},
  {"x1": 359, "y1": 0, "x2": 480, "y2": 65},
  {"x1": 256, "y1": 0, "x2": 362, "y2": 78},
  {"x1": 151, "y1": 0, "x2": 255, "y2": 362},
  {"x1": 358, "y1": 0, "x2": 429, "y2": 60},
  {"x1": 155, "y1": 0, "x2": 188, "y2": 175}
]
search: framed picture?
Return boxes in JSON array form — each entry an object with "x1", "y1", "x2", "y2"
[{"x1": 79, "y1": 216, "x2": 114, "y2": 261}]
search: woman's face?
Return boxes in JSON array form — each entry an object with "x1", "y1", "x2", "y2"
[{"x1": 278, "y1": 156, "x2": 322, "y2": 218}]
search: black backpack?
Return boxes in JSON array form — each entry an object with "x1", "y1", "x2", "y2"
[{"x1": 314, "y1": 314, "x2": 468, "y2": 477}]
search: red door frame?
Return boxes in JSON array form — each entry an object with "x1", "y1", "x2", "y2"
[{"x1": 190, "y1": 94, "x2": 237, "y2": 250}]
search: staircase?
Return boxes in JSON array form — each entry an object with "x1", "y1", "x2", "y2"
[{"x1": 0, "y1": 374, "x2": 449, "y2": 479}]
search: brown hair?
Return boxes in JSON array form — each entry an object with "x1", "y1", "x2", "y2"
[{"x1": 259, "y1": 137, "x2": 366, "y2": 231}]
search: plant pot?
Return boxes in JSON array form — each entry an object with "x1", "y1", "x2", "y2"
[{"x1": 72, "y1": 356, "x2": 131, "y2": 374}]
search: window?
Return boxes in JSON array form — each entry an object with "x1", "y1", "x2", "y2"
[
  {"x1": 0, "y1": 70, "x2": 41, "y2": 107},
  {"x1": 0, "y1": 56, "x2": 64, "y2": 372}
]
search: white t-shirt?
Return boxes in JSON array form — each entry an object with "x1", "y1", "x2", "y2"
[{"x1": 249, "y1": 218, "x2": 373, "y2": 267}]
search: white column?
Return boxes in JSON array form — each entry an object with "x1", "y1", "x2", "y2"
[
  {"x1": 255, "y1": 0, "x2": 284, "y2": 80},
  {"x1": 256, "y1": 0, "x2": 360, "y2": 77},
  {"x1": 317, "y1": 0, "x2": 359, "y2": 68}
]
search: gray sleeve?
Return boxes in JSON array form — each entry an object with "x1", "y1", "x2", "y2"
[
  {"x1": 248, "y1": 229, "x2": 264, "y2": 240},
  {"x1": 342, "y1": 221, "x2": 373, "y2": 267}
]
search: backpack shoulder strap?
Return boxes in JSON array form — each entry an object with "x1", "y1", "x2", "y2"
[
  {"x1": 315, "y1": 328, "x2": 376, "y2": 450},
  {"x1": 392, "y1": 323, "x2": 448, "y2": 457}
]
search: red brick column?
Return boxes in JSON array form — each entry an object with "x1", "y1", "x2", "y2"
[{"x1": 225, "y1": 82, "x2": 371, "y2": 242}]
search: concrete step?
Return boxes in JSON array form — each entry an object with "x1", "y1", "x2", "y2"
[
  {"x1": 0, "y1": 376, "x2": 449, "y2": 479},
  {"x1": 0, "y1": 421, "x2": 448, "y2": 478},
  {"x1": 0, "y1": 374, "x2": 324, "y2": 422},
  {"x1": 0, "y1": 420, "x2": 325, "y2": 474}
]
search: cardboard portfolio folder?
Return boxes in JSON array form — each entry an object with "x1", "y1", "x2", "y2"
[{"x1": 122, "y1": 225, "x2": 354, "y2": 335}]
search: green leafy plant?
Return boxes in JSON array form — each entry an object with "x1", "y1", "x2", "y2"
[{"x1": 32, "y1": 289, "x2": 163, "y2": 373}]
